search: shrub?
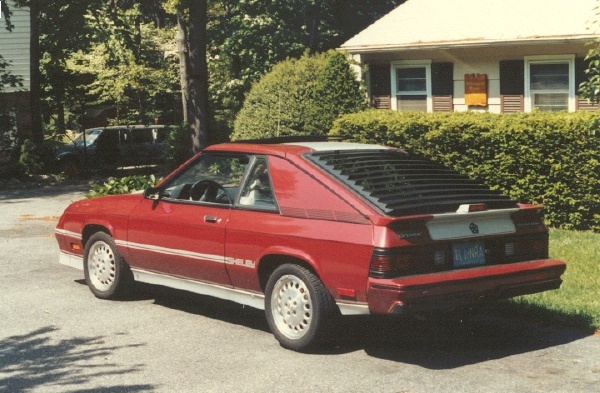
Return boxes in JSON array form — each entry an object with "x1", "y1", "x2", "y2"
[
  {"x1": 305, "y1": 51, "x2": 367, "y2": 134},
  {"x1": 331, "y1": 110, "x2": 600, "y2": 232},
  {"x1": 18, "y1": 140, "x2": 44, "y2": 175},
  {"x1": 232, "y1": 51, "x2": 366, "y2": 140},
  {"x1": 232, "y1": 52, "x2": 328, "y2": 140},
  {"x1": 166, "y1": 123, "x2": 193, "y2": 169}
]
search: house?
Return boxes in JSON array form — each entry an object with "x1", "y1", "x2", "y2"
[
  {"x1": 340, "y1": 0, "x2": 600, "y2": 113},
  {"x1": 0, "y1": 0, "x2": 30, "y2": 162}
]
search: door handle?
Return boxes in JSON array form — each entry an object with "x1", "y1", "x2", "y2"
[{"x1": 204, "y1": 215, "x2": 220, "y2": 223}]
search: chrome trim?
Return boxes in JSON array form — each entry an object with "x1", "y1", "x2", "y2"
[
  {"x1": 59, "y1": 251, "x2": 83, "y2": 270},
  {"x1": 131, "y1": 269, "x2": 266, "y2": 310},
  {"x1": 336, "y1": 301, "x2": 370, "y2": 315}
]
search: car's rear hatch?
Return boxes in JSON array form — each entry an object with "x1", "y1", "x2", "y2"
[
  {"x1": 305, "y1": 148, "x2": 550, "y2": 277},
  {"x1": 305, "y1": 148, "x2": 517, "y2": 216}
]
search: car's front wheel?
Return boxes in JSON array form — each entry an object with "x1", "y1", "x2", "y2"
[
  {"x1": 84, "y1": 232, "x2": 133, "y2": 299},
  {"x1": 265, "y1": 264, "x2": 338, "y2": 351}
]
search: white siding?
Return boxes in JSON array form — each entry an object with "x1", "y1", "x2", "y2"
[
  {"x1": 453, "y1": 59, "x2": 502, "y2": 113},
  {"x1": 0, "y1": 0, "x2": 30, "y2": 92}
]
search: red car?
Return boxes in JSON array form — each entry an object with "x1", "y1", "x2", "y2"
[{"x1": 55, "y1": 140, "x2": 566, "y2": 351}]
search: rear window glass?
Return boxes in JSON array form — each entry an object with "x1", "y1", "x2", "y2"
[{"x1": 305, "y1": 149, "x2": 517, "y2": 216}]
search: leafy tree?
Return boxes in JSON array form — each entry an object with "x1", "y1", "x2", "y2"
[
  {"x1": 5, "y1": 0, "x2": 405, "y2": 156},
  {"x1": 208, "y1": 0, "x2": 405, "y2": 128},
  {"x1": 579, "y1": 0, "x2": 600, "y2": 102},
  {"x1": 66, "y1": 7, "x2": 180, "y2": 125},
  {"x1": 232, "y1": 51, "x2": 366, "y2": 140},
  {"x1": 580, "y1": 45, "x2": 600, "y2": 102},
  {"x1": 1, "y1": 3, "x2": 24, "y2": 161},
  {"x1": 0, "y1": 54, "x2": 24, "y2": 162}
]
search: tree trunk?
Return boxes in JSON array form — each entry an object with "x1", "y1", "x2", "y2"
[
  {"x1": 29, "y1": 0, "x2": 43, "y2": 144},
  {"x1": 176, "y1": 9, "x2": 189, "y2": 124},
  {"x1": 187, "y1": 0, "x2": 210, "y2": 154},
  {"x1": 308, "y1": 0, "x2": 321, "y2": 54}
]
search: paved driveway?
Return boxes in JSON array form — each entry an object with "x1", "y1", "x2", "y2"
[{"x1": 0, "y1": 185, "x2": 599, "y2": 392}]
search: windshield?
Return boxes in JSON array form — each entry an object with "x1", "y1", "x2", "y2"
[{"x1": 72, "y1": 129, "x2": 103, "y2": 146}]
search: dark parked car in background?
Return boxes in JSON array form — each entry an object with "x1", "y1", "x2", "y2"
[{"x1": 54, "y1": 125, "x2": 170, "y2": 174}]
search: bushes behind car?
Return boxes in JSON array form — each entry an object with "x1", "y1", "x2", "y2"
[{"x1": 330, "y1": 110, "x2": 600, "y2": 232}]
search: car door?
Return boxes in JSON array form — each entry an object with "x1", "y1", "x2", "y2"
[
  {"x1": 225, "y1": 155, "x2": 281, "y2": 292},
  {"x1": 126, "y1": 153, "x2": 251, "y2": 285}
]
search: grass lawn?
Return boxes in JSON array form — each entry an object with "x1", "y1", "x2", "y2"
[{"x1": 494, "y1": 228, "x2": 600, "y2": 332}]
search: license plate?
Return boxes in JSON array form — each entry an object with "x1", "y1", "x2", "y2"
[{"x1": 452, "y1": 241, "x2": 486, "y2": 267}]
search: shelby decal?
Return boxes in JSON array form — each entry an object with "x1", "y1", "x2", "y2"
[{"x1": 226, "y1": 257, "x2": 256, "y2": 269}]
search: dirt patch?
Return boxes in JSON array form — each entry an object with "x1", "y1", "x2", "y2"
[{"x1": 20, "y1": 214, "x2": 61, "y2": 222}]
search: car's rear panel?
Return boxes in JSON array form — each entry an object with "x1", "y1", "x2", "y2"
[{"x1": 303, "y1": 147, "x2": 566, "y2": 315}]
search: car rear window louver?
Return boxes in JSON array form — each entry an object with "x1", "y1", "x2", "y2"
[{"x1": 306, "y1": 150, "x2": 518, "y2": 216}]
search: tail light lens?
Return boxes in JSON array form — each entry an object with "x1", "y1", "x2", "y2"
[
  {"x1": 369, "y1": 246, "x2": 450, "y2": 278},
  {"x1": 369, "y1": 233, "x2": 549, "y2": 279}
]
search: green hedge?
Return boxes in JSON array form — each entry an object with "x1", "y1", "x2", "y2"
[{"x1": 330, "y1": 110, "x2": 600, "y2": 232}]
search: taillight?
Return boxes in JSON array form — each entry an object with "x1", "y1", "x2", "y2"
[
  {"x1": 369, "y1": 253, "x2": 394, "y2": 277},
  {"x1": 505, "y1": 234, "x2": 548, "y2": 260},
  {"x1": 370, "y1": 233, "x2": 549, "y2": 279},
  {"x1": 369, "y1": 247, "x2": 450, "y2": 278}
]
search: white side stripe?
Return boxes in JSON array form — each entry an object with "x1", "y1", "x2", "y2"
[
  {"x1": 116, "y1": 239, "x2": 223, "y2": 263},
  {"x1": 115, "y1": 239, "x2": 256, "y2": 269},
  {"x1": 54, "y1": 228, "x2": 82, "y2": 240}
]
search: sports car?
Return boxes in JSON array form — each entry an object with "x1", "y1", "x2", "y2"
[{"x1": 55, "y1": 139, "x2": 566, "y2": 351}]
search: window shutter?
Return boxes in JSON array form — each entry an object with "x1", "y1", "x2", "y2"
[
  {"x1": 575, "y1": 57, "x2": 587, "y2": 87},
  {"x1": 500, "y1": 60, "x2": 524, "y2": 112},
  {"x1": 432, "y1": 62, "x2": 453, "y2": 112},
  {"x1": 369, "y1": 64, "x2": 391, "y2": 109}
]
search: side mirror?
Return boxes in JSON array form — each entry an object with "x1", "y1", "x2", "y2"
[{"x1": 144, "y1": 187, "x2": 162, "y2": 200}]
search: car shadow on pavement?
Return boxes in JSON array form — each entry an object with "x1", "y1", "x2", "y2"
[
  {"x1": 338, "y1": 312, "x2": 593, "y2": 369},
  {"x1": 110, "y1": 282, "x2": 593, "y2": 368},
  {"x1": 128, "y1": 283, "x2": 272, "y2": 334},
  {"x1": 0, "y1": 326, "x2": 153, "y2": 392}
]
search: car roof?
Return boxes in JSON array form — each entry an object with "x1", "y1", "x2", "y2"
[{"x1": 205, "y1": 141, "x2": 393, "y2": 157}]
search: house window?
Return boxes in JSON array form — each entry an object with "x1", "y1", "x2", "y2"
[
  {"x1": 525, "y1": 56, "x2": 575, "y2": 112},
  {"x1": 391, "y1": 61, "x2": 432, "y2": 112}
]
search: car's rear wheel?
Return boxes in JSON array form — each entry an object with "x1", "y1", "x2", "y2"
[
  {"x1": 84, "y1": 232, "x2": 133, "y2": 299},
  {"x1": 265, "y1": 264, "x2": 337, "y2": 351}
]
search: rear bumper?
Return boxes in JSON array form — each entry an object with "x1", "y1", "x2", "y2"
[{"x1": 367, "y1": 259, "x2": 566, "y2": 315}]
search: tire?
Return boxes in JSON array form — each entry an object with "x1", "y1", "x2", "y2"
[
  {"x1": 83, "y1": 232, "x2": 133, "y2": 299},
  {"x1": 265, "y1": 264, "x2": 338, "y2": 351},
  {"x1": 58, "y1": 157, "x2": 82, "y2": 177}
]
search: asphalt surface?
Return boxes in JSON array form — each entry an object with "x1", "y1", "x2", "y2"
[{"x1": 0, "y1": 184, "x2": 599, "y2": 393}]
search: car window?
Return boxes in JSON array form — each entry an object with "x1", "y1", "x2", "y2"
[
  {"x1": 163, "y1": 154, "x2": 250, "y2": 204},
  {"x1": 97, "y1": 129, "x2": 119, "y2": 145},
  {"x1": 74, "y1": 129, "x2": 102, "y2": 146},
  {"x1": 154, "y1": 128, "x2": 169, "y2": 143},
  {"x1": 238, "y1": 156, "x2": 277, "y2": 209},
  {"x1": 132, "y1": 129, "x2": 154, "y2": 144},
  {"x1": 120, "y1": 129, "x2": 131, "y2": 144}
]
